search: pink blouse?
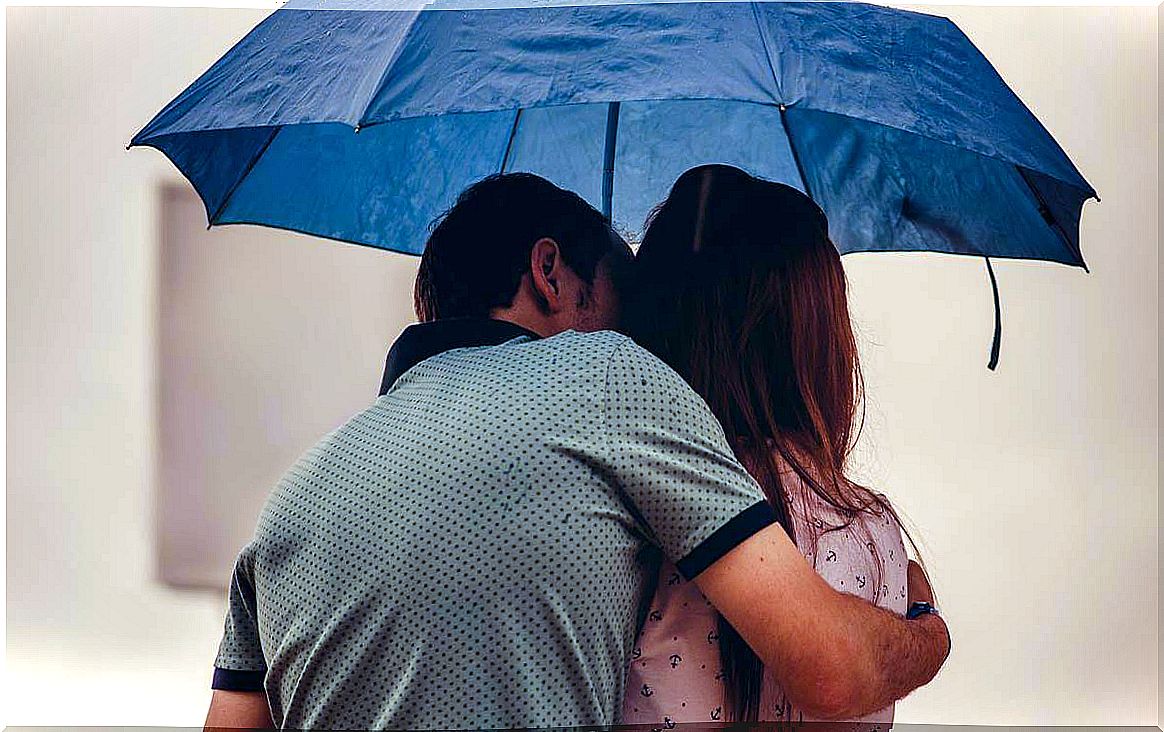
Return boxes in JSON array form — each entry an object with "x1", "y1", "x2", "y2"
[{"x1": 622, "y1": 463, "x2": 908, "y2": 728}]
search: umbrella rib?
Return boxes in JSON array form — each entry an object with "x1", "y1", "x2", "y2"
[
  {"x1": 209, "y1": 127, "x2": 282, "y2": 227},
  {"x1": 354, "y1": 10, "x2": 426, "y2": 129},
  {"x1": 779, "y1": 106, "x2": 814, "y2": 201},
  {"x1": 780, "y1": 104, "x2": 1093, "y2": 197},
  {"x1": 750, "y1": 2, "x2": 785, "y2": 102},
  {"x1": 1014, "y1": 164, "x2": 1087, "y2": 271},
  {"x1": 756, "y1": 0, "x2": 813, "y2": 201},
  {"x1": 500, "y1": 108, "x2": 524, "y2": 173}
]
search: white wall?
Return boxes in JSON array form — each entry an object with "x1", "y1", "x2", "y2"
[
  {"x1": 7, "y1": 8, "x2": 292, "y2": 725},
  {"x1": 154, "y1": 184, "x2": 417, "y2": 589},
  {"x1": 1158, "y1": 3, "x2": 1162, "y2": 727},
  {"x1": 5, "y1": 5, "x2": 1159, "y2": 726},
  {"x1": 845, "y1": 5, "x2": 1160, "y2": 726}
]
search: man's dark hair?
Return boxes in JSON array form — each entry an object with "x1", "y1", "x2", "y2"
[{"x1": 414, "y1": 173, "x2": 623, "y2": 322}]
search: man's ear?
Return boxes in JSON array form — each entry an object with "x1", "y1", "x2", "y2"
[{"x1": 528, "y1": 237, "x2": 564, "y2": 313}]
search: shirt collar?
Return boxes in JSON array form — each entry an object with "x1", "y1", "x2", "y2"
[{"x1": 379, "y1": 317, "x2": 542, "y2": 395}]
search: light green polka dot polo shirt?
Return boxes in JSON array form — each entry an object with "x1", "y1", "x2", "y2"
[{"x1": 212, "y1": 326, "x2": 774, "y2": 729}]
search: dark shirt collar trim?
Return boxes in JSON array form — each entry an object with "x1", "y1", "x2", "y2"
[{"x1": 379, "y1": 318, "x2": 541, "y2": 395}]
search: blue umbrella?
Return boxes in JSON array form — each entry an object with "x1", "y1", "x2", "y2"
[{"x1": 130, "y1": 0, "x2": 1096, "y2": 368}]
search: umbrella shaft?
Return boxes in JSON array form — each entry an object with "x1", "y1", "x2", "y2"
[{"x1": 601, "y1": 102, "x2": 621, "y2": 220}]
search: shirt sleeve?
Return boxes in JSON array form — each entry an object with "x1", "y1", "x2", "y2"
[
  {"x1": 601, "y1": 338, "x2": 777, "y2": 579},
  {"x1": 211, "y1": 543, "x2": 268, "y2": 692}
]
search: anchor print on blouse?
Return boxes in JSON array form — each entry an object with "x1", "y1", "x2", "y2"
[{"x1": 625, "y1": 490, "x2": 908, "y2": 729}]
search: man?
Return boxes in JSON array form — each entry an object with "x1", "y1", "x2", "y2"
[{"x1": 206, "y1": 173, "x2": 949, "y2": 729}]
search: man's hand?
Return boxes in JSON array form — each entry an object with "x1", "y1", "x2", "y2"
[
  {"x1": 906, "y1": 558, "x2": 950, "y2": 673},
  {"x1": 205, "y1": 689, "x2": 275, "y2": 730},
  {"x1": 694, "y1": 523, "x2": 950, "y2": 720}
]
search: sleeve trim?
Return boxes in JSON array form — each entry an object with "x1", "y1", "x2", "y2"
[
  {"x1": 212, "y1": 666, "x2": 267, "y2": 692},
  {"x1": 676, "y1": 500, "x2": 778, "y2": 579}
]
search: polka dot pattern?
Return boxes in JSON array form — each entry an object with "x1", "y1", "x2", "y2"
[{"x1": 213, "y1": 330, "x2": 767, "y2": 729}]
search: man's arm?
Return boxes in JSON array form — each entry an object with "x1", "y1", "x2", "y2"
[
  {"x1": 204, "y1": 690, "x2": 275, "y2": 729},
  {"x1": 598, "y1": 339, "x2": 948, "y2": 718},
  {"x1": 206, "y1": 547, "x2": 274, "y2": 729},
  {"x1": 694, "y1": 522, "x2": 950, "y2": 720}
]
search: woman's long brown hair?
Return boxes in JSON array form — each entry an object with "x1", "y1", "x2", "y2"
[{"x1": 627, "y1": 165, "x2": 917, "y2": 722}]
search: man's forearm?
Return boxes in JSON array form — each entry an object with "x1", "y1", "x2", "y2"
[
  {"x1": 692, "y1": 523, "x2": 949, "y2": 721},
  {"x1": 205, "y1": 689, "x2": 276, "y2": 729},
  {"x1": 826, "y1": 592, "x2": 950, "y2": 719}
]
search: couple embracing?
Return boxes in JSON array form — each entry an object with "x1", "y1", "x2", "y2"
[{"x1": 205, "y1": 166, "x2": 950, "y2": 730}]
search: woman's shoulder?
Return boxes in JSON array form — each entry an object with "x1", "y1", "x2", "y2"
[
  {"x1": 774, "y1": 454, "x2": 891, "y2": 512},
  {"x1": 790, "y1": 486, "x2": 902, "y2": 540},
  {"x1": 775, "y1": 460, "x2": 906, "y2": 555}
]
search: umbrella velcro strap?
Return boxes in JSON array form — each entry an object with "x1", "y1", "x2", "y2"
[{"x1": 985, "y1": 257, "x2": 1002, "y2": 371}]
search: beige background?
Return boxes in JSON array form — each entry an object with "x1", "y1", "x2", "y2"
[
  {"x1": 154, "y1": 184, "x2": 418, "y2": 589},
  {"x1": 6, "y1": 4, "x2": 1160, "y2": 726}
]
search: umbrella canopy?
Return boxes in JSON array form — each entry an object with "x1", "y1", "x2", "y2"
[
  {"x1": 132, "y1": 0, "x2": 1095, "y2": 259},
  {"x1": 131, "y1": 0, "x2": 1098, "y2": 367}
]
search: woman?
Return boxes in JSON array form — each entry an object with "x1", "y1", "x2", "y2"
[{"x1": 622, "y1": 165, "x2": 922, "y2": 727}]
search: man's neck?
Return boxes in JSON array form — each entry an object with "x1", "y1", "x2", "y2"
[
  {"x1": 489, "y1": 306, "x2": 559, "y2": 339},
  {"x1": 378, "y1": 317, "x2": 542, "y2": 395}
]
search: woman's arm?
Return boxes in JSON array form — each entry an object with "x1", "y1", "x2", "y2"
[{"x1": 907, "y1": 560, "x2": 935, "y2": 605}]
